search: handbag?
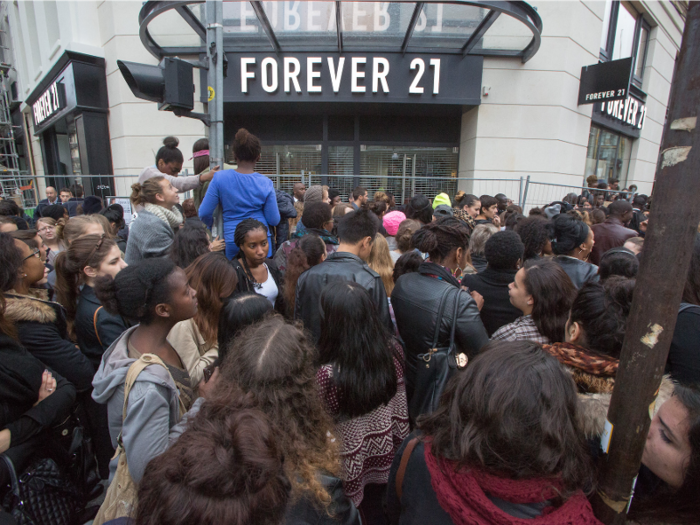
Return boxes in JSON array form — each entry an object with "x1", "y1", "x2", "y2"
[
  {"x1": 93, "y1": 354, "x2": 187, "y2": 525},
  {"x1": 1, "y1": 454, "x2": 83, "y2": 525},
  {"x1": 409, "y1": 287, "x2": 468, "y2": 420}
]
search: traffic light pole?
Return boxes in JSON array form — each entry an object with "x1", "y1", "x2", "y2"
[
  {"x1": 206, "y1": 0, "x2": 224, "y2": 236},
  {"x1": 591, "y1": 3, "x2": 700, "y2": 523}
]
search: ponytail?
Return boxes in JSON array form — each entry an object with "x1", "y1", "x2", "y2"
[{"x1": 131, "y1": 176, "x2": 166, "y2": 207}]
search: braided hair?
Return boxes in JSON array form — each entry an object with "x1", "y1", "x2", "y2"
[
  {"x1": 94, "y1": 258, "x2": 176, "y2": 324},
  {"x1": 412, "y1": 217, "x2": 470, "y2": 262},
  {"x1": 234, "y1": 219, "x2": 269, "y2": 286}
]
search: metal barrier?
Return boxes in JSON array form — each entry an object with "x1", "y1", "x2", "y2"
[{"x1": 6, "y1": 173, "x2": 634, "y2": 215}]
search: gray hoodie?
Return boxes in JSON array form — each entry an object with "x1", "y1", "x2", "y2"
[{"x1": 92, "y1": 325, "x2": 199, "y2": 483}]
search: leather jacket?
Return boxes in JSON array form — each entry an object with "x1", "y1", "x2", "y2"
[
  {"x1": 391, "y1": 263, "x2": 489, "y2": 401},
  {"x1": 553, "y1": 256, "x2": 600, "y2": 289},
  {"x1": 75, "y1": 285, "x2": 130, "y2": 369},
  {"x1": 590, "y1": 217, "x2": 637, "y2": 265},
  {"x1": 295, "y1": 252, "x2": 393, "y2": 344},
  {"x1": 285, "y1": 472, "x2": 361, "y2": 525}
]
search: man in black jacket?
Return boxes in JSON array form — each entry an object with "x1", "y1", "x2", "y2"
[
  {"x1": 462, "y1": 230, "x2": 524, "y2": 337},
  {"x1": 294, "y1": 209, "x2": 392, "y2": 344}
]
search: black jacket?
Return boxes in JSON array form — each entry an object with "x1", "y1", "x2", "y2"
[
  {"x1": 5, "y1": 292, "x2": 96, "y2": 392},
  {"x1": 0, "y1": 333, "x2": 76, "y2": 448},
  {"x1": 391, "y1": 263, "x2": 489, "y2": 401},
  {"x1": 231, "y1": 257, "x2": 286, "y2": 315},
  {"x1": 665, "y1": 303, "x2": 700, "y2": 385},
  {"x1": 295, "y1": 252, "x2": 393, "y2": 344},
  {"x1": 285, "y1": 472, "x2": 360, "y2": 525},
  {"x1": 75, "y1": 285, "x2": 130, "y2": 369},
  {"x1": 461, "y1": 267, "x2": 521, "y2": 337},
  {"x1": 552, "y1": 255, "x2": 599, "y2": 289},
  {"x1": 275, "y1": 190, "x2": 298, "y2": 251}
]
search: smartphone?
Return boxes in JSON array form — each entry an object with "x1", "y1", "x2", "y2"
[{"x1": 203, "y1": 359, "x2": 220, "y2": 383}]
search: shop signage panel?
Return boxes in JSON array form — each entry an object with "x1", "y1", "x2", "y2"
[
  {"x1": 220, "y1": 53, "x2": 483, "y2": 105},
  {"x1": 578, "y1": 57, "x2": 633, "y2": 106},
  {"x1": 591, "y1": 92, "x2": 646, "y2": 139},
  {"x1": 32, "y1": 81, "x2": 66, "y2": 127}
]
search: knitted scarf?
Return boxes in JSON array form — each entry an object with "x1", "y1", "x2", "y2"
[
  {"x1": 144, "y1": 202, "x2": 183, "y2": 230},
  {"x1": 423, "y1": 442, "x2": 602, "y2": 525}
]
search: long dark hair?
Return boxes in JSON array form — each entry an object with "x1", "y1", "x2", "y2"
[
  {"x1": 217, "y1": 292, "x2": 273, "y2": 362},
  {"x1": 284, "y1": 235, "x2": 326, "y2": 315},
  {"x1": 522, "y1": 259, "x2": 576, "y2": 343},
  {"x1": 136, "y1": 391, "x2": 290, "y2": 525},
  {"x1": 169, "y1": 224, "x2": 211, "y2": 268},
  {"x1": 0, "y1": 233, "x2": 22, "y2": 337},
  {"x1": 418, "y1": 341, "x2": 594, "y2": 495},
  {"x1": 317, "y1": 281, "x2": 398, "y2": 418},
  {"x1": 405, "y1": 194, "x2": 433, "y2": 224},
  {"x1": 192, "y1": 137, "x2": 209, "y2": 175},
  {"x1": 629, "y1": 384, "x2": 700, "y2": 524}
]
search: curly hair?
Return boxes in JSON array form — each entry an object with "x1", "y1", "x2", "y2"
[
  {"x1": 136, "y1": 391, "x2": 290, "y2": 525},
  {"x1": 284, "y1": 234, "x2": 326, "y2": 316},
  {"x1": 412, "y1": 217, "x2": 470, "y2": 262},
  {"x1": 215, "y1": 316, "x2": 339, "y2": 509},
  {"x1": 569, "y1": 277, "x2": 635, "y2": 358},
  {"x1": 418, "y1": 341, "x2": 594, "y2": 496},
  {"x1": 515, "y1": 217, "x2": 553, "y2": 261}
]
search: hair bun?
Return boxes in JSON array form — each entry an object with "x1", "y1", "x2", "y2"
[
  {"x1": 235, "y1": 128, "x2": 250, "y2": 146},
  {"x1": 163, "y1": 136, "x2": 179, "y2": 148}
]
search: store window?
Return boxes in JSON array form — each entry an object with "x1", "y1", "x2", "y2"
[
  {"x1": 600, "y1": 1, "x2": 651, "y2": 86},
  {"x1": 584, "y1": 125, "x2": 631, "y2": 187},
  {"x1": 256, "y1": 144, "x2": 322, "y2": 194}
]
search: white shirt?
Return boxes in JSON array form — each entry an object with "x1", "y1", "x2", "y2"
[{"x1": 257, "y1": 263, "x2": 278, "y2": 306}]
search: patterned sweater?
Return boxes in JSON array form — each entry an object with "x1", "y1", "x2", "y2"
[{"x1": 316, "y1": 343, "x2": 410, "y2": 507}]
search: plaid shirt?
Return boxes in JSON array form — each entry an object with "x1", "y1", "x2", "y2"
[{"x1": 490, "y1": 315, "x2": 550, "y2": 345}]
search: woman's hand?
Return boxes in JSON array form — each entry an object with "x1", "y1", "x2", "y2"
[
  {"x1": 34, "y1": 370, "x2": 57, "y2": 406},
  {"x1": 199, "y1": 166, "x2": 220, "y2": 183},
  {"x1": 492, "y1": 215, "x2": 501, "y2": 227},
  {"x1": 470, "y1": 290, "x2": 485, "y2": 311},
  {"x1": 0, "y1": 429, "x2": 10, "y2": 454},
  {"x1": 209, "y1": 236, "x2": 225, "y2": 252},
  {"x1": 197, "y1": 367, "x2": 220, "y2": 400}
]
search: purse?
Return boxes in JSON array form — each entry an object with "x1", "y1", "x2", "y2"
[
  {"x1": 409, "y1": 287, "x2": 468, "y2": 421},
  {"x1": 93, "y1": 354, "x2": 187, "y2": 525},
  {"x1": 1, "y1": 454, "x2": 83, "y2": 525}
]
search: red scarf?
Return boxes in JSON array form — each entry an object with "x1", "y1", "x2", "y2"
[
  {"x1": 423, "y1": 442, "x2": 603, "y2": 525},
  {"x1": 542, "y1": 342, "x2": 618, "y2": 377}
]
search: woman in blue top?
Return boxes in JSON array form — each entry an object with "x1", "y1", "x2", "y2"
[{"x1": 199, "y1": 128, "x2": 280, "y2": 259}]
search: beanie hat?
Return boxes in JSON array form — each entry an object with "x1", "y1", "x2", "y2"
[
  {"x1": 83, "y1": 195, "x2": 104, "y2": 215},
  {"x1": 432, "y1": 192, "x2": 451, "y2": 209},
  {"x1": 433, "y1": 204, "x2": 454, "y2": 218},
  {"x1": 383, "y1": 211, "x2": 406, "y2": 236},
  {"x1": 304, "y1": 185, "x2": 324, "y2": 204}
]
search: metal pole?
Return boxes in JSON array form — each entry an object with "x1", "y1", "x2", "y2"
[
  {"x1": 518, "y1": 176, "x2": 524, "y2": 207},
  {"x1": 206, "y1": 0, "x2": 224, "y2": 237},
  {"x1": 521, "y1": 175, "x2": 530, "y2": 210},
  {"x1": 592, "y1": 4, "x2": 700, "y2": 523}
]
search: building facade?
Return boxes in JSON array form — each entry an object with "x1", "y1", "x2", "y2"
[{"x1": 0, "y1": 1, "x2": 686, "y2": 205}]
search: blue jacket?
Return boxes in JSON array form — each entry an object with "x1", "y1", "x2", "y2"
[{"x1": 199, "y1": 170, "x2": 280, "y2": 259}]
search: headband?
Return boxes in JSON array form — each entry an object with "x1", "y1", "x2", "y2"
[{"x1": 190, "y1": 150, "x2": 210, "y2": 160}]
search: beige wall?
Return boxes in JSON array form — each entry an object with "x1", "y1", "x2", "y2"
[{"x1": 458, "y1": 0, "x2": 684, "y2": 202}]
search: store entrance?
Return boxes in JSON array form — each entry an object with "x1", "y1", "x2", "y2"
[{"x1": 585, "y1": 125, "x2": 632, "y2": 186}]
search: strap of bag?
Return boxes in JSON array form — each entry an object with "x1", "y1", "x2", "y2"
[
  {"x1": 679, "y1": 302, "x2": 700, "y2": 315},
  {"x1": 121, "y1": 354, "x2": 172, "y2": 422},
  {"x1": 395, "y1": 437, "x2": 420, "y2": 501},
  {"x1": 93, "y1": 306, "x2": 103, "y2": 347},
  {"x1": 430, "y1": 287, "x2": 453, "y2": 349},
  {"x1": 447, "y1": 288, "x2": 462, "y2": 350},
  {"x1": 0, "y1": 454, "x2": 20, "y2": 501}
]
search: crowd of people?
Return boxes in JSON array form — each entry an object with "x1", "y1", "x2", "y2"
[{"x1": 0, "y1": 129, "x2": 698, "y2": 525}]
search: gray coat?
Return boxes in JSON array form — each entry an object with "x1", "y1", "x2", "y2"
[
  {"x1": 124, "y1": 210, "x2": 174, "y2": 265},
  {"x1": 92, "y1": 325, "x2": 198, "y2": 482}
]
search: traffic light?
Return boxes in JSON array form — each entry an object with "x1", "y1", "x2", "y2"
[{"x1": 117, "y1": 57, "x2": 194, "y2": 111}]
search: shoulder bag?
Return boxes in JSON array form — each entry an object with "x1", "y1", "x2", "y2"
[
  {"x1": 409, "y1": 288, "x2": 468, "y2": 421},
  {"x1": 93, "y1": 354, "x2": 187, "y2": 525}
]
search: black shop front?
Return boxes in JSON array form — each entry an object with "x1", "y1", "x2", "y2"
[{"x1": 26, "y1": 51, "x2": 114, "y2": 197}]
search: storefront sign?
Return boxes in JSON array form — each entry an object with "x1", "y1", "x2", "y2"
[
  {"x1": 592, "y1": 92, "x2": 646, "y2": 139},
  {"x1": 218, "y1": 53, "x2": 482, "y2": 105},
  {"x1": 578, "y1": 58, "x2": 633, "y2": 106},
  {"x1": 32, "y1": 81, "x2": 66, "y2": 126}
]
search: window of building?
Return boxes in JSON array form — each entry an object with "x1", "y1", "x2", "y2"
[
  {"x1": 600, "y1": 1, "x2": 651, "y2": 86},
  {"x1": 585, "y1": 125, "x2": 631, "y2": 187}
]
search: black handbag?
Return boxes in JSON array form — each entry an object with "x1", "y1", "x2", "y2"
[
  {"x1": 51, "y1": 405, "x2": 100, "y2": 497},
  {"x1": 409, "y1": 287, "x2": 469, "y2": 420},
  {"x1": 1, "y1": 454, "x2": 83, "y2": 525}
]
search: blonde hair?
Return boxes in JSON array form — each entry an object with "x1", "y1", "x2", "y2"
[
  {"x1": 374, "y1": 191, "x2": 390, "y2": 204},
  {"x1": 368, "y1": 234, "x2": 395, "y2": 296},
  {"x1": 131, "y1": 176, "x2": 166, "y2": 206},
  {"x1": 36, "y1": 217, "x2": 57, "y2": 228},
  {"x1": 55, "y1": 215, "x2": 111, "y2": 246}
]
